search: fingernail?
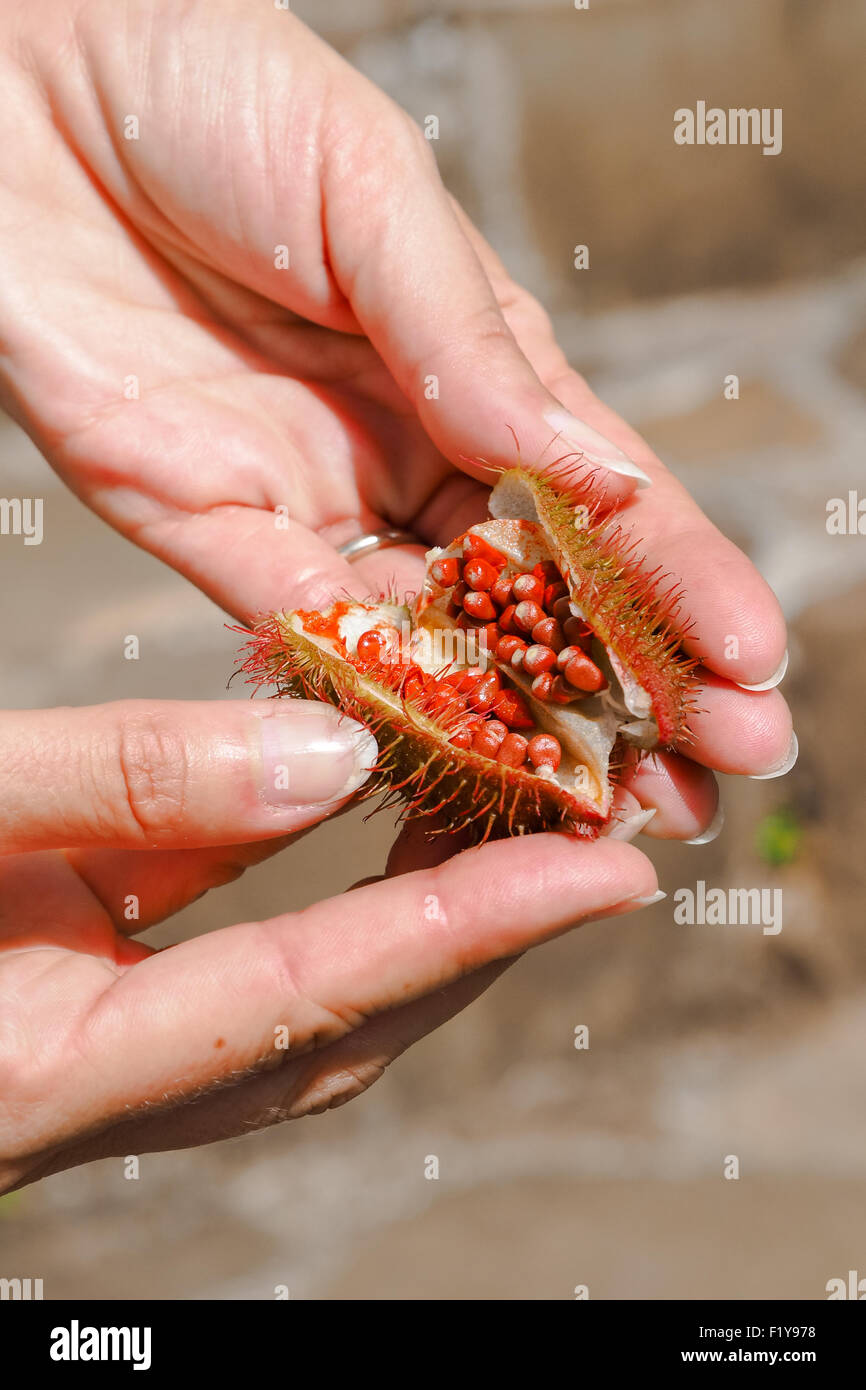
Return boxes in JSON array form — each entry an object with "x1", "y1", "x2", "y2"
[
  {"x1": 737, "y1": 649, "x2": 789, "y2": 692},
  {"x1": 255, "y1": 705, "x2": 378, "y2": 806},
  {"x1": 749, "y1": 731, "x2": 799, "y2": 781},
  {"x1": 544, "y1": 408, "x2": 652, "y2": 487},
  {"x1": 630, "y1": 890, "x2": 667, "y2": 907},
  {"x1": 606, "y1": 807, "x2": 657, "y2": 842},
  {"x1": 685, "y1": 802, "x2": 725, "y2": 845}
]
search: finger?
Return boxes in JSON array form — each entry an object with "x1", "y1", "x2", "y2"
[
  {"x1": 54, "y1": 836, "x2": 660, "y2": 1132},
  {"x1": 322, "y1": 126, "x2": 647, "y2": 505},
  {"x1": 607, "y1": 490, "x2": 788, "y2": 687},
  {"x1": 13, "y1": 960, "x2": 512, "y2": 1185},
  {"x1": 0, "y1": 699, "x2": 377, "y2": 853},
  {"x1": 66, "y1": 834, "x2": 297, "y2": 934},
  {"x1": 620, "y1": 749, "x2": 721, "y2": 841},
  {"x1": 677, "y1": 673, "x2": 795, "y2": 777}
]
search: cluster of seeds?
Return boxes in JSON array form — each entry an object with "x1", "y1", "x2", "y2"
[
  {"x1": 343, "y1": 533, "x2": 614, "y2": 778},
  {"x1": 351, "y1": 629, "x2": 562, "y2": 773},
  {"x1": 432, "y1": 533, "x2": 608, "y2": 703}
]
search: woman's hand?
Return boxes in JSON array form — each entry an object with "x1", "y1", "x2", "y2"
[
  {"x1": 0, "y1": 699, "x2": 660, "y2": 1192},
  {"x1": 0, "y1": 0, "x2": 793, "y2": 846}
]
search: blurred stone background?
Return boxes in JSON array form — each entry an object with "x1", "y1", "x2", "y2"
[{"x1": 1, "y1": 0, "x2": 865, "y2": 1299}]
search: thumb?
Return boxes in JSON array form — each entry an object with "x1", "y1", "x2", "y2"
[
  {"x1": 0, "y1": 699, "x2": 377, "y2": 853},
  {"x1": 322, "y1": 96, "x2": 648, "y2": 498}
]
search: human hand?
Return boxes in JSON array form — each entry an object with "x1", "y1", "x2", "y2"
[
  {"x1": 0, "y1": 699, "x2": 660, "y2": 1191},
  {"x1": 0, "y1": 0, "x2": 793, "y2": 844}
]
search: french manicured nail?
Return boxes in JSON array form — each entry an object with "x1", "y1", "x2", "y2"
[
  {"x1": 685, "y1": 802, "x2": 725, "y2": 845},
  {"x1": 630, "y1": 891, "x2": 667, "y2": 907},
  {"x1": 737, "y1": 649, "x2": 789, "y2": 691},
  {"x1": 255, "y1": 705, "x2": 378, "y2": 806},
  {"x1": 544, "y1": 408, "x2": 652, "y2": 487},
  {"x1": 606, "y1": 807, "x2": 657, "y2": 842},
  {"x1": 749, "y1": 732, "x2": 799, "y2": 781}
]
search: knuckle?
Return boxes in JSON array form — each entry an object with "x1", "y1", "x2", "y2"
[{"x1": 112, "y1": 709, "x2": 192, "y2": 844}]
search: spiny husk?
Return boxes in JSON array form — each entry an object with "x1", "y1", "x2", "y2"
[
  {"x1": 239, "y1": 612, "x2": 608, "y2": 842},
  {"x1": 237, "y1": 463, "x2": 700, "y2": 842},
  {"x1": 488, "y1": 467, "x2": 701, "y2": 745}
]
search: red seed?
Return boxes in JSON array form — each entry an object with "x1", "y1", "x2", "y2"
[
  {"x1": 527, "y1": 734, "x2": 562, "y2": 772},
  {"x1": 479, "y1": 622, "x2": 501, "y2": 652},
  {"x1": 463, "y1": 558, "x2": 498, "y2": 592},
  {"x1": 431, "y1": 556, "x2": 461, "y2": 587},
  {"x1": 552, "y1": 595, "x2": 573, "y2": 623},
  {"x1": 531, "y1": 672, "x2": 575, "y2": 704},
  {"x1": 463, "y1": 590, "x2": 497, "y2": 621},
  {"x1": 427, "y1": 684, "x2": 460, "y2": 717},
  {"x1": 471, "y1": 719, "x2": 508, "y2": 758},
  {"x1": 356, "y1": 629, "x2": 384, "y2": 662},
  {"x1": 544, "y1": 581, "x2": 569, "y2": 610},
  {"x1": 513, "y1": 600, "x2": 545, "y2": 634},
  {"x1": 522, "y1": 644, "x2": 558, "y2": 677},
  {"x1": 467, "y1": 671, "x2": 502, "y2": 712},
  {"x1": 492, "y1": 688, "x2": 535, "y2": 730},
  {"x1": 497, "y1": 732, "x2": 529, "y2": 768},
  {"x1": 495, "y1": 634, "x2": 527, "y2": 665},
  {"x1": 549, "y1": 676, "x2": 576, "y2": 704},
  {"x1": 447, "y1": 579, "x2": 469, "y2": 618},
  {"x1": 530, "y1": 672, "x2": 553, "y2": 700},
  {"x1": 533, "y1": 560, "x2": 562, "y2": 584},
  {"x1": 556, "y1": 644, "x2": 583, "y2": 671},
  {"x1": 455, "y1": 666, "x2": 485, "y2": 693},
  {"x1": 563, "y1": 650, "x2": 606, "y2": 693},
  {"x1": 563, "y1": 615, "x2": 593, "y2": 648},
  {"x1": 490, "y1": 572, "x2": 515, "y2": 608},
  {"x1": 512, "y1": 572, "x2": 545, "y2": 605},
  {"x1": 463, "y1": 533, "x2": 507, "y2": 569},
  {"x1": 450, "y1": 727, "x2": 474, "y2": 749},
  {"x1": 531, "y1": 617, "x2": 565, "y2": 652},
  {"x1": 402, "y1": 669, "x2": 425, "y2": 703},
  {"x1": 498, "y1": 604, "x2": 517, "y2": 634}
]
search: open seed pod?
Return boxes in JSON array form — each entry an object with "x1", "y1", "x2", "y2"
[{"x1": 238, "y1": 467, "x2": 700, "y2": 841}]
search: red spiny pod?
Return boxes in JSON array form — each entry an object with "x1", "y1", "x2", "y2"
[{"x1": 237, "y1": 462, "x2": 700, "y2": 842}]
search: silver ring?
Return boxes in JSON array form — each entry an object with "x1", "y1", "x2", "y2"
[{"x1": 337, "y1": 529, "x2": 420, "y2": 562}]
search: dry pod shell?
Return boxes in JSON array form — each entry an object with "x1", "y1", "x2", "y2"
[{"x1": 237, "y1": 466, "x2": 700, "y2": 841}]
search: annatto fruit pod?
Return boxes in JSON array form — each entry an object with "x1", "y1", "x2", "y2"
[{"x1": 237, "y1": 466, "x2": 700, "y2": 842}]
